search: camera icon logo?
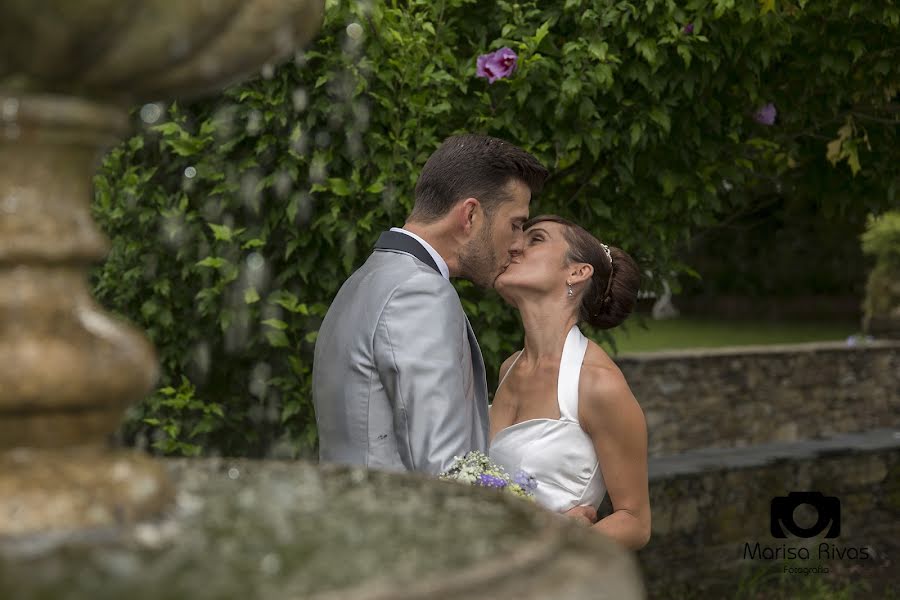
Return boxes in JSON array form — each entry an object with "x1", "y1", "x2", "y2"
[{"x1": 770, "y1": 491, "x2": 841, "y2": 539}]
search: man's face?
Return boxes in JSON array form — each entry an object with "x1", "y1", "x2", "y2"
[{"x1": 458, "y1": 179, "x2": 531, "y2": 289}]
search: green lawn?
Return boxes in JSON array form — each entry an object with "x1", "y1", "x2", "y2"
[
  {"x1": 606, "y1": 316, "x2": 862, "y2": 354},
  {"x1": 650, "y1": 557, "x2": 900, "y2": 600}
]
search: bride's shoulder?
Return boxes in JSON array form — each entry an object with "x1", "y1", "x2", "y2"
[
  {"x1": 578, "y1": 341, "x2": 635, "y2": 406},
  {"x1": 578, "y1": 342, "x2": 644, "y2": 434}
]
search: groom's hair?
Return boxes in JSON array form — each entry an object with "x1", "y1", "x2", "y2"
[{"x1": 410, "y1": 134, "x2": 548, "y2": 223}]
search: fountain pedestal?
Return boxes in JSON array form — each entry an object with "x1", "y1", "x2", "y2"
[{"x1": 0, "y1": 0, "x2": 325, "y2": 536}]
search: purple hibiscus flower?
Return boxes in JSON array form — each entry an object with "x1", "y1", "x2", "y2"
[
  {"x1": 476, "y1": 47, "x2": 518, "y2": 84},
  {"x1": 682, "y1": 23, "x2": 694, "y2": 34},
  {"x1": 754, "y1": 103, "x2": 777, "y2": 125}
]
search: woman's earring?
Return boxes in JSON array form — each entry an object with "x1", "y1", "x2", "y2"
[{"x1": 567, "y1": 282, "x2": 574, "y2": 298}]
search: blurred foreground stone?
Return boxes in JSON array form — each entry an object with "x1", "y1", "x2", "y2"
[
  {"x1": 0, "y1": 0, "x2": 323, "y2": 535},
  {"x1": 1, "y1": 460, "x2": 645, "y2": 599}
]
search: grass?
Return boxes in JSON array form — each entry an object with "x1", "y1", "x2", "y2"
[
  {"x1": 650, "y1": 559, "x2": 900, "y2": 600},
  {"x1": 606, "y1": 315, "x2": 861, "y2": 354}
]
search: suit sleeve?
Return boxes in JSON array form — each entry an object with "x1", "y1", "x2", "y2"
[{"x1": 375, "y1": 271, "x2": 471, "y2": 475}]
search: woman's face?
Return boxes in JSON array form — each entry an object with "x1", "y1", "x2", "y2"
[{"x1": 494, "y1": 221, "x2": 571, "y2": 302}]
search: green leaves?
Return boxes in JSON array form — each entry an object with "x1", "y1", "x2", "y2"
[
  {"x1": 265, "y1": 329, "x2": 290, "y2": 348},
  {"x1": 327, "y1": 178, "x2": 351, "y2": 196},
  {"x1": 196, "y1": 256, "x2": 227, "y2": 269},
  {"x1": 244, "y1": 287, "x2": 260, "y2": 304},
  {"x1": 208, "y1": 223, "x2": 237, "y2": 241},
  {"x1": 153, "y1": 120, "x2": 212, "y2": 157},
  {"x1": 826, "y1": 117, "x2": 867, "y2": 176},
  {"x1": 635, "y1": 39, "x2": 659, "y2": 66}
]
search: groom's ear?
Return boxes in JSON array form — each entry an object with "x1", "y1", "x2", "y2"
[{"x1": 458, "y1": 198, "x2": 481, "y2": 233}]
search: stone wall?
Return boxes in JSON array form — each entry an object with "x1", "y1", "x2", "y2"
[
  {"x1": 631, "y1": 429, "x2": 900, "y2": 597},
  {"x1": 614, "y1": 341, "x2": 900, "y2": 457}
]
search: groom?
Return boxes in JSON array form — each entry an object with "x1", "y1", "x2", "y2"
[{"x1": 313, "y1": 134, "x2": 547, "y2": 474}]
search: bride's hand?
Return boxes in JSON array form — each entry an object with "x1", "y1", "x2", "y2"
[{"x1": 562, "y1": 505, "x2": 598, "y2": 527}]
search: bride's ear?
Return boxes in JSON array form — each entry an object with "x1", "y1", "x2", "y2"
[{"x1": 569, "y1": 263, "x2": 593, "y2": 284}]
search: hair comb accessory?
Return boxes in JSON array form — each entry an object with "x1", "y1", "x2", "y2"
[
  {"x1": 600, "y1": 243, "x2": 613, "y2": 267},
  {"x1": 600, "y1": 242, "x2": 615, "y2": 302}
]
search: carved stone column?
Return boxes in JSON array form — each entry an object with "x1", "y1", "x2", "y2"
[{"x1": 0, "y1": 0, "x2": 325, "y2": 536}]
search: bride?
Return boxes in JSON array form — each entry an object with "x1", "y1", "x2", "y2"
[{"x1": 490, "y1": 215, "x2": 651, "y2": 551}]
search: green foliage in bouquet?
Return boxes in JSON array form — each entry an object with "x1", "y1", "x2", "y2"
[{"x1": 92, "y1": 0, "x2": 900, "y2": 456}]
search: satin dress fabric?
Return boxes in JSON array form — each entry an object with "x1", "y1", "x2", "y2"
[{"x1": 489, "y1": 325, "x2": 606, "y2": 513}]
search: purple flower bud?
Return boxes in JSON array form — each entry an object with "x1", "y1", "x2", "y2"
[
  {"x1": 682, "y1": 23, "x2": 694, "y2": 34},
  {"x1": 754, "y1": 103, "x2": 777, "y2": 125},
  {"x1": 476, "y1": 47, "x2": 518, "y2": 84}
]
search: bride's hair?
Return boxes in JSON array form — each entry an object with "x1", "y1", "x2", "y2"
[{"x1": 523, "y1": 215, "x2": 640, "y2": 330}]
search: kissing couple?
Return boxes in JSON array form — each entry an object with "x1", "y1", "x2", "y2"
[{"x1": 312, "y1": 134, "x2": 650, "y2": 550}]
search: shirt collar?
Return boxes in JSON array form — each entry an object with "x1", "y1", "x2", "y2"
[{"x1": 389, "y1": 227, "x2": 450, "y2": 280}]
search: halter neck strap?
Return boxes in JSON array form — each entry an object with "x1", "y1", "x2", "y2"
[{"x1": 557, "y1": 325, "x2": 588, "y2": 422}]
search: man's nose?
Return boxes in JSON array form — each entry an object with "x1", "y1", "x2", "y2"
[{"x1": 509, "y1": 231, "x2": 525, "y2": 256}]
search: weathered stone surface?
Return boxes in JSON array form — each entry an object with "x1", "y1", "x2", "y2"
[
  {"x1": 0, "y1": 0, "x2": 326, "y2": 536},
  {"x1": 615, "y1": 342, "x2": 900, "y2": 457},
  {"x1": 0, "y1": 459, "x2": 646, "y2": 600},
  {"x1": 0, "y1": 0, "x2": 325, "y2": 102},
  {"x1": 0, "y1": 446, "x2": 173, "y2": 536},
  {"x1": 0, "y1": 97, "x2": 159, "y2": 447}
]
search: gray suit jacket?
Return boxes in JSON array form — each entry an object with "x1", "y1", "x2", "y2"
[{"x1": 312, "y1": 231, "x2": 489, "y2": 474}]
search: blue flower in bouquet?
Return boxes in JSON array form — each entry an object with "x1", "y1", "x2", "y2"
[
  {"x1": 477, "y1": 473, "x2": 507, "y2": 489},
  {"x1": 513, "y1": 470, "x2": 538, "y2": 494}
]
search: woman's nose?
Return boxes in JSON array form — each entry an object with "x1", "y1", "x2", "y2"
[{"x1": 509, "y1": 231, "x2": 525, "y2": 256}]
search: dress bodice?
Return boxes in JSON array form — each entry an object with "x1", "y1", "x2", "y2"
[{"x1": 489, "y1": 326, "x2": 606, "y2": 513}]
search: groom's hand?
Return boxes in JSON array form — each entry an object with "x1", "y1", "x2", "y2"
[{"x1": 563, "y1": 505, "x2": 598, "y2": 527}]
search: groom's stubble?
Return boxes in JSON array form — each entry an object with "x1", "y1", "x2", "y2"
[{"x1": 457, "y1": 214, "x2": 500, "y2": 289}]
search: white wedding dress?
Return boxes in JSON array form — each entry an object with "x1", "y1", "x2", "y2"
[{"x1": 489, "y1": 325, "x2": 607, "y2": 513}]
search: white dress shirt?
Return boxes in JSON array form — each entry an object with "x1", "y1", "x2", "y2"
[{"x1": 390, "y1": 227, "x2": 450, "y2": 280}]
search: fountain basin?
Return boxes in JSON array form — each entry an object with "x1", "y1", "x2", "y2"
[
  {"x1": 0, "y1": 459, "x2": 645, "y2": 599},
  {"x1": 0, "y1": 0, "x2": 325, "y2": 102}
]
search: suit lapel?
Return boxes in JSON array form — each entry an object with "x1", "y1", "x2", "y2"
[
  {"x1": 463, "y1": 313, "x2": 489, "y2": 433},
  {"x1": 373, "y1": 231, "x2": 441, "y2": 275}
]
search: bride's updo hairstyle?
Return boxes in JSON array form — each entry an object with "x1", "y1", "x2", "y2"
[{"x1": 523, "y1": 215, "x2": 640, "y2": 330}]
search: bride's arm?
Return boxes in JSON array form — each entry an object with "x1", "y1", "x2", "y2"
[{"x1": 579, "y1": 366, "x2": 651, "y2": 550}]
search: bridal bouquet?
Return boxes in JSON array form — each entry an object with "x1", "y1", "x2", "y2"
[{"x1": 440, "y1": 451, "x2": 538, "y2": 500}]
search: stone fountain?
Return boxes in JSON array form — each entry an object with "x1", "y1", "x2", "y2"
[{"x1": 0, "y1": 2, "x2": 645, "y2": 597}]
